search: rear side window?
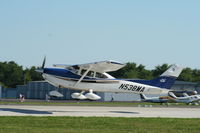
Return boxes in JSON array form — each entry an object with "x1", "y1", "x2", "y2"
[{"x1": 96, "y1": 72, "x2": 107, "y2": 79}]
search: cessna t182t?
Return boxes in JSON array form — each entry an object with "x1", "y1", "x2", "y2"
[{"x1": 36, "y1": 58, "x2": 183, "y2": 100}]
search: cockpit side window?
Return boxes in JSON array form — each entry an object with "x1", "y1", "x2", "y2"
[
  {"x1": 80, "y1": 69, "x2": 95, "y2": 78},
  {"x1": 81, "y1": 69, "x2": 87, "y2": 75},
  {"x1": 87, "y1": 71, "x2": 94, "y2": 77},
  {"x1": 79, "y1": 69, "x2": 108, "y2": 79},
  {"x1": 96, "y1": 72, "x2": 108, "y2": 79}
]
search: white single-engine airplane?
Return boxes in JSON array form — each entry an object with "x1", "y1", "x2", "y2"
[
  {"x1": 168, "y1": 92, "x2": 200, "y2": 104},
  {"x1": 140, "y1": 93, "x2": 200, "y2": 104},
  {"x1": 36, "y1": 58, "x2": 183, "y2": 100}
]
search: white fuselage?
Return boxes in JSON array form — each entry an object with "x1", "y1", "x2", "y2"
[{"x1": 43, "y1": 73, "x2": 169, "y2": 95}]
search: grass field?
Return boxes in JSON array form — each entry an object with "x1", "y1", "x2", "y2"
[{"x1": 0, "y1": 117, "x2": 200, "y2": 133}]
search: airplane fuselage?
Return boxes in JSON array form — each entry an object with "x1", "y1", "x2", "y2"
[
  {"x1": 36, "y1": 60, "x2": 184, "y2": 100},
  {"x1": 42, "y1": 68, "x2": 169, "y2": 95}
]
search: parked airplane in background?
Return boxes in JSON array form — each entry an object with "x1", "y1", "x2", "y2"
[
  {"x1": 36, "y1": 57, "x2": 183, "y2": 100},
  {"x1": 168, "y1": 92, "x2": 200, "y2": 104},
  {"x1": 140, "y1": 94, "x2": 173, "y2": 103},
  {"x1": 140, "y1": 92, "x2": 200, "y2": 104}
]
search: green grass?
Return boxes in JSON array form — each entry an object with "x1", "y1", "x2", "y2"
[{"x1": 0, "y1": 116, "x2": 200, "y2": 133}]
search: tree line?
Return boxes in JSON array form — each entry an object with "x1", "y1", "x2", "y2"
[
  {"x1": 0, "y1": 61, "x2": 200, "y2": 88},
  {"x1": 0, "y1": 61, "x2": 42, "y2": 88},
  {"x1": 109, "y1": 62, "x2": 200, "y2": 82}
]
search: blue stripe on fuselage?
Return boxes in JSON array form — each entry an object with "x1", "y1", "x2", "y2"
[
  {"x1": 43, "y1": 68, "x2": 94, "y2": 80},
  {"x1": 43, "y1": 68, "x2": 176, "y2": 89},
  {"x1": 127, "y1": 76, "x2": 177, "y2": 89}
]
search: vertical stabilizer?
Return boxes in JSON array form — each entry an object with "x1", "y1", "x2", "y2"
[
  {"x1": 130, "y1": 65, "x2": 183, "y2": 89},
  {"x1": 168, "y1": 92, "x2": 178, "y2": 99},
  {"x1": 161, "y1": 64, "x2": 183, "y2": 77},
  {"x1": 183, "y1": 93, "x2": 189, "y2": 97},
  {"x1": 130, "y1": 64, "x2": 184, "y2": 89},
  {"x1": 147, "y1": 64, "x2": 184, "y2": 89}
]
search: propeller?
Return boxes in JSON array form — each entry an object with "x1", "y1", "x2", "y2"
[
  {"x1": 35, "y1": 56, "x2": 46, "y2": 73},
  {"x1": 42, "y1": 56, "x2": 46, "y2": 69}
]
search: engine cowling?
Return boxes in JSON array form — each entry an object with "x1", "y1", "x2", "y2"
[
  {"x1": 85, "y1": 92, "x2": 101, "y2": 100},
  {"x1": 71, "y1": 92, "x2": 87, "y2": 100}
]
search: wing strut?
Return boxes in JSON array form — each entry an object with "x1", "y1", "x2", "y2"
[{"x1": 74, "y1": 65, "x2": 93, "y2": 86}]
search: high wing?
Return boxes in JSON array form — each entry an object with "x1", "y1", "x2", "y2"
[
  {"x1": 53, "y1": 64, "x2": 71, "y2": 69},
  {"x1": 53, "y1": 60, "x2": 125, "y2": 73}
]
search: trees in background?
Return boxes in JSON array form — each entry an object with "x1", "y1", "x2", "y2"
[
  {"x1": 0, "y1": 61, "x2": 42, "y2": 88},
  {"x1": 0, "y1": 61, "x2": 24, "y2": 88},
  {"x1": 24, "y1": 66, "x2": 43, "y2": 84},
  {"x1": 109, "y1": 62, "x2": 153, "y2": 80},
  {"x1": 109, "y1": 62, "x2": 200, "y2": 83},
  {"x1": 0, "y1": 61, "x2": 200, "y2": 88}
]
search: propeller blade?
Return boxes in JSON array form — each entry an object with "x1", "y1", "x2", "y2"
[{"x1": 42, "y1": 56, "x2": 46, "y2": 69}]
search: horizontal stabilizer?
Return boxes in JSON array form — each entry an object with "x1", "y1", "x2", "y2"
[{"x1": 49, "y1": 91, "x2": 63, "y2": 97}]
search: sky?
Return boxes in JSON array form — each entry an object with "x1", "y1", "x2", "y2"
[{"x1": 0, "y1": 0, "x2": 200, "y2": 69}]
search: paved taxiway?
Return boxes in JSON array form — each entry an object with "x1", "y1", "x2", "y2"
[{"x1": 0, "y1": 105, "x2": 200, "y2": 118}]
